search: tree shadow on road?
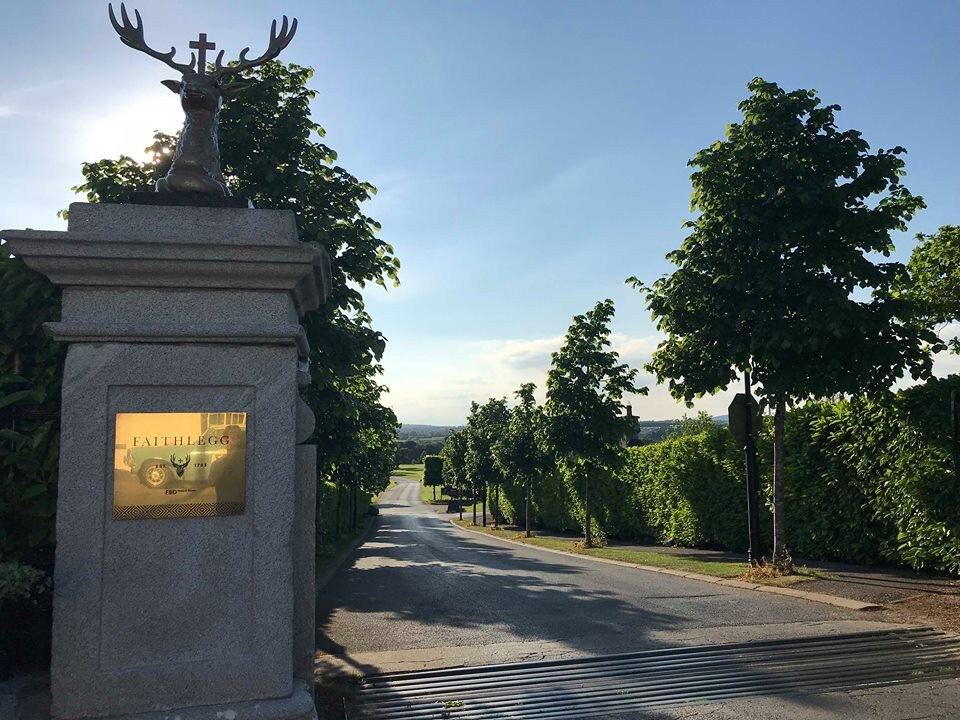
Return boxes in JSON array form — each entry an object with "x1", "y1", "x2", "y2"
[
  {"x1": 315, "y1": 506, "x2": 937, "y2": 718},
  {"x1": 318, "y1": 512, "x2": 688, "y2": 661}
]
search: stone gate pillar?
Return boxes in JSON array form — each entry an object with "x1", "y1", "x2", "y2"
[{"x1": 2, "y1": 202, "x2": 327, "y2": 720}]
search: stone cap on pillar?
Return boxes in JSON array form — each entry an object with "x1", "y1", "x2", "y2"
[{"x1": 1, "y1": 202, "x2": 331, "y2": 316}]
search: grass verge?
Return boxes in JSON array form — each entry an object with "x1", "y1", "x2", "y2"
[{"x1": 451, "y1": 520, "x2": 826, "y2": 587}]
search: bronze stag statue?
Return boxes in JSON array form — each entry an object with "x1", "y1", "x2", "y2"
[{"x1": 108, "y1": 3, "x2": 297, "y2": 197}]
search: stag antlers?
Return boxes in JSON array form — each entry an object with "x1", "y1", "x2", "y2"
[
  {"x1": 214, "y1": 16, "x2": 298, "y2": 79},
  {"x1": 108, "y1": 3, "x2": 297, "y2": 78},
  {"x1": 170, "y1": 455, "x2": 190, "y2": 478},
  {"x1": 108, "y1": 3, "x2": 196, "y2": 75}
]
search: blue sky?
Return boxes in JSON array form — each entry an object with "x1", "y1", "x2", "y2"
[{"x1": 3, "y1": 1, "x2": 959, "y2": 424}]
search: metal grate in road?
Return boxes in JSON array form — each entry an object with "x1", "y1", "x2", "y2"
[{"x1": 354, "y1": 628, "x2": 960, "y2": 719}]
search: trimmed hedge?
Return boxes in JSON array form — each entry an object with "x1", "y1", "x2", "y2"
[
  {"x1": 495, "y1": 467, "x2": 581, "y2": 534},
  {"x1": 317, "y1": 480, "x2": 371, "y2": 544},
  {"x1": 489, "y1": 376, "x2": 960, "y2": 576},
  {"x1": 610, "y1": 424, "x2": 750, "y2": 549},
  {"x1": 777, "y1": 403, "x2": 890, "y2": 564},
  {"x1": 776, "y1": 379, "x2": 960, "y2": 573},
  {"x1": 0, "y1": 247, "x2": 62, "y2": 675},
  {"x1": 492, "y1": 420, "x2": 751, "y2": 548}
]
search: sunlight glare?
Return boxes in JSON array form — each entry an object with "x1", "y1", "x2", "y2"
[{"x1": 76, "y1": 91, "x2": 183, "y2": 162}]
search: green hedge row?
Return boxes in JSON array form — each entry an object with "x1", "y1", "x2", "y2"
[
  {"x1": 492, "y1": 376, "x2": 960, "y2": 575},
  {"x1": 495, "y1": 467, "x2": 581, "y2": 534},
  {"x1": 610, "y1": 425, "x2": 750, "y2": 549},
  {"x1": 317, "y1": 480, "x2": 371, "y2": 543},
  {"x1": 493, "y1": 420, "x2": 751, "y2": 549},
  {"x1": 780, "y1": 378, "x2": 960, "y2": 573}
]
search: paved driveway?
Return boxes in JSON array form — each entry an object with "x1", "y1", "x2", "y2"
[{"x1": 316, "y1": 479, "x2": 960, "y2": 718}]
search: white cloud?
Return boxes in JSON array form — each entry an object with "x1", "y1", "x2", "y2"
[
  {"x1": 365, "y1": 170, "x2": 418, "y2": 215},
  {"x1": 384, "y1": 321, "x2": 960, "y2": 426},
  {"x1": 475, "y1": 335, "x2": 563, "y2": 371},
  {"x1": 0, "y1": 79, "x2": 69, "y2": 120},
  {"x1": 931, "y1": 323, "x2": 960, "y2": 378},
  {"x1": 380, "y1": 332, "x2": 732, "y2": 425}
]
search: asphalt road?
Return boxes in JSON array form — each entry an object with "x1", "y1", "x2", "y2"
[{"x1": 316, "y1": 479, "x2": 960, "y2": 718}]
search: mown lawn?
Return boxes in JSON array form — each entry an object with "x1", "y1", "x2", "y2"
[
  {"x1": 392, "y1": 463, "x2": 424, "y2": 481},
  {"x1": 419, "y1": 481, "x2": 452, "y2": 505},
  {"x1": 451, "y1": 520, "x2": 825, "y2": 587}
]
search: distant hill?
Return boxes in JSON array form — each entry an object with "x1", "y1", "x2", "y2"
[
  {"x1": 398, "y1": 424, "x2": 463, "y2": 442},
  {"x1": 630, "y1": 415, "x2": 728, "y2": 444},
  {"x1": 398, "y1": 417, "x2": 726, "y2": 444}
]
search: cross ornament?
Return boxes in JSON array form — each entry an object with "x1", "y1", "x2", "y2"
[{"x1": 189, "y1": 32, "x2": 216, "y2": 74}]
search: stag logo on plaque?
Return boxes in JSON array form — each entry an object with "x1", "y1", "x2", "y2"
[{"x1": 113, "y1": 412, "x2": 247, "y2": 520}]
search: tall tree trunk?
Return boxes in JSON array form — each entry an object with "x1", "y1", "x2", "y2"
[
  {"x1": 482, "y1": 487, "x2": 487, "y2": 527},
  {"x1": 335, "y1": 482, "x2": 343, "y2": 540},
  {"x1": 584, "y1": 467, "x2": 592, "y2": 547},
  {"x1": 773, "y1": 399, "x2": 787, "y2": 565},
  {"x1": 743, "y1": 370, "x2": 762, "y2": 565},
  {"x1": 493, "y1": 484, "x2": 499, "y2": 528},
  {"x1": 525, "y1": 476, "x2": 531, "y2": 538},
  {"x1": 316, "y1": 479, "x2": 326, "y2": 547},
  {"x1": 351, "y1": 483, "x2": 357, "y2": 530},
  {"x1": 472, "y1": 483, "x2": 477, "y2": 525}
]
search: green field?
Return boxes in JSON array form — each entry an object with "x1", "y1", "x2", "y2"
[
  {"x1": 392, "y1": 464, "x2": 481, "y2": 509},
  {"x1": 419, "y1": 480, "x2": 453, "y2": 505},
  {"x1": 392, "y1": 463, "x2": 424, "y2": 480}
]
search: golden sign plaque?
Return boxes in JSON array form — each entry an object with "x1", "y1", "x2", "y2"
[{"x1": 113, "y1": 412, "x2": 247, "y2": 520}]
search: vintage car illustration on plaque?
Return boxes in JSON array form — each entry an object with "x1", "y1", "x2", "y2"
[{"x1": 113, "y1": 411, "x2": 247, "y2": 519}]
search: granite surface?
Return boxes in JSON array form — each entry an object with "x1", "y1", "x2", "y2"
[
  {"x1": 2, "y1": 203, "x2": 320, "y2": 720},
  {"x1": 52, "y1": 343, "x2": 298, "y2": 717},
  {"x1": 1, "y1": 203, "x2": 331, "y2": 314}
]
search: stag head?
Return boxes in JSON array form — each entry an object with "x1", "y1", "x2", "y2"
[{"x1": 108, "y1": 3, "x2": 297, "y2": 196}]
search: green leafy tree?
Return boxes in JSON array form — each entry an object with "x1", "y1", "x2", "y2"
[
  {"x1": 0, "y1": 245, "x2": 62, "y2": 567},
  {"x1": 465, "y1": 398, "x2": 509, "y2": 527},
  {"x1": 324, "y1": 375, "x2": 398, "y2": 531},
  {"x1": 440, "y1": 429, "x2": 469, "y2": 496},
  {"x1": 543, "y1": 300, "x2": 645, "y2": 546},
  {"x1": 637, "y1": 78, "x2": 937, "y2": 563},
  {"x1": 493, "y1": 383, "x2": 547, "y2": 537},
  {"x1": 422, "y1": 455, "x2": 444, "y2": 501},
  {"x1": 0, "y1": 245, "x2": 64, "y2": 669},
  {"x1": 902, "y1": 226, "x2": 960, "y2": 353},
  {"x1": 441, "y1": 429, "x2": 472, "y2": 520},
  {"x1": 669, "y1": 412, "x2": 723, "y2": 440},
  {"x1": 30, "y1": 62, "x2": 400, "y2": 542}
]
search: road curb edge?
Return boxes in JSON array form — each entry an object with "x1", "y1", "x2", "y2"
[{"x1": 449, "y1": 520, "x2": 881, "y2": 613}]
